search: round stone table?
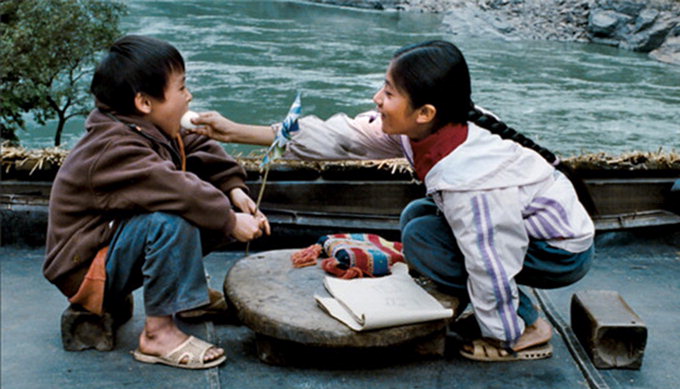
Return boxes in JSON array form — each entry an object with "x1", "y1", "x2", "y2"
[{"x1": 224, "y1": 249, "x2": 461, "y2": 365}]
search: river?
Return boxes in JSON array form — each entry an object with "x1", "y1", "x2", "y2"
[{"x1": 21, "y1": 0, "x2": 680, "y2": 157}]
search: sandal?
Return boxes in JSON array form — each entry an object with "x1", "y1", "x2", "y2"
[
  {"x1": 132, "y1": 335, "x2": 226, "y2": 369},
  {"x1": 460, "y1": 338, "x2": 553, "y2": 362},
  {"x1": 177, "y1": 288, "x2": 228, "y2": 320}
]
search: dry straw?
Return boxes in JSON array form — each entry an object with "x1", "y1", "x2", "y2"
[
  {"x1": 2, "y1": 145, "x2": 69, "y2": 175},
  {"x1": 2, "y1": 144, "x2": 679, "y2": 177}
]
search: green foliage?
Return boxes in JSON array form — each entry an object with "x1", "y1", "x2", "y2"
[{"x1": 0, "y1": 0, "x2": 127, "y2": 146}]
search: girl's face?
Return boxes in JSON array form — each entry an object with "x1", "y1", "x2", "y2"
[
  {"x1": 373, "y1": 65, "x2": 432, "y2": 140},
  {"x1": 145, "y1": 70, "x2": 192, "y2": 138}
]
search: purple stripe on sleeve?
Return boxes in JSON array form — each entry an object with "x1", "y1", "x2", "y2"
[
  {"x1": 526, "y1": 216, "x2": 548, "y2": 239},
  {"x1": 534, "y1": 214, "x2": 565, "y2": 239},
  {"x1": 480, "y1": 195, "x2": 522, "y2": 341},
  {"x1": 535, "y1": 197, "x2": 569, "y2": 220},
  {"x1": 530, "y1": 197, "x2": 570, "y2": 224},
  {"x1": 472, "y1": 195, "x2": 521, "y2": 343},
  {"x1": 525, "y1": 204, "x2": 574, "y2": 239}
]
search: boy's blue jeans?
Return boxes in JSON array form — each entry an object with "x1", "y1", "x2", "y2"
[
  {"x1": 104, "y1": 212, "x2": 211, "y2": 317},
  {"x1": 400, "y1": 197, "x2": 593, "y2": 327}
]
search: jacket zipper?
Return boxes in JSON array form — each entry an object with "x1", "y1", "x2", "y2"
[{"x1": 128, "y1": 125, "x2": 184, "y2": 170}]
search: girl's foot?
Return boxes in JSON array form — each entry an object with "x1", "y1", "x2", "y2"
[
  {"x1": 512, "y1": 316, "x2": 553, "y2": 351},
  {"x1": 460, "y1": 316, "x2": 553, "y2": 355}
]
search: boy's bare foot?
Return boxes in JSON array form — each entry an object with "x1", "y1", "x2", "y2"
[
  {"x1": 138, "y1": 316, "x2": 224, "y2": 364},
  {"x1": 512, "y1": 316, "x2": 553, "y2": 351}
]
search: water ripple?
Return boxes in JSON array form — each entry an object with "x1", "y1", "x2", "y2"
[{"x1": 21, "y1": 0, "x2": 680, "y2": 155}]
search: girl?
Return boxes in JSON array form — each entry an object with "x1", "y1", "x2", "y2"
[{"x1": 192, "y1": 40, "x2": 595, "y2": 362}]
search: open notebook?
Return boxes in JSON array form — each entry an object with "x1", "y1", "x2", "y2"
[{"x1": 315, "y1": 262, "x2": 454, "y2": 331}]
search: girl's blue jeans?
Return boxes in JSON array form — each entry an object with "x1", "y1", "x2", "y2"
[
  {"x1": 400, "y1": 197, "x2": 593, "y2": 326},
  {"x1": 104, "y1": 212, "x2": 211, "y2": 317}
]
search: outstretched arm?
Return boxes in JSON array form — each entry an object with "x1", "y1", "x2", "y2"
[
  {"x1": 189, "y1": 111, "x2": 275, "y2": 145},
  {"x1": 188, "y1": 110, "x2": 404, "y2": 160}
]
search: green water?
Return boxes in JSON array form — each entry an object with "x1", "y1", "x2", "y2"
[{"x1": 21, "y1": 0, "x2": 680, "y2": 156}]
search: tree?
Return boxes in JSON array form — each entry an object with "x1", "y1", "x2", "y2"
[{"x1": 0, "y1": 0, "x2": 126, "y2": 146}]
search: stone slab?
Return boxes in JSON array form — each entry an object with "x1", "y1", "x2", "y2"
[
  {"x1": 61, "y1": 295, "x2": 134, "y2": 352},
  {"x1": 224, "y1": 250, "x2": 461, "y2": 364}
]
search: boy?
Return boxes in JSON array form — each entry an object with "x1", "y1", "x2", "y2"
[{"x1": 44, "y1": 35, "x2": 269, "y2": 369}]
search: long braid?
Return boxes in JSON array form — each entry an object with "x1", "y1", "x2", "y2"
[
  {"x1": 389, "y1": 40, "x2": 597, "y2": 214},
  {"x1": 467, "y1": 107, "x2": 598, "y2": 215}
]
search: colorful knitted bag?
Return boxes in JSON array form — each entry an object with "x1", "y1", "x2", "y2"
[{"x1": 291, "y1": 233, "x2": 404, "y2": 279}]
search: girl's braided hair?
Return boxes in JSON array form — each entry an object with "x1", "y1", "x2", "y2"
[
  {"x1": 391, "y1": 40, "x2": 596, "y2": 214},
  {"x1": 466, "y1": 108, "x2": 596, "y2": 214}
]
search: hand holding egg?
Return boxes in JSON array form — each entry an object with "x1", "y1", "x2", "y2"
[
  {"x1": 181, "y1": 110, "x2": 199, "y2": 129},
  {"x1": 180, "y1": 110, "x2": 242, "y2": 143}
]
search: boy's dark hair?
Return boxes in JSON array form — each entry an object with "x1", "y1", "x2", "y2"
[{"x1": 90, "y1": 35, "x2": 185, "y2": 115}]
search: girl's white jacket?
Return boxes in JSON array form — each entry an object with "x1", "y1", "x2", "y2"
[{"x1": 285, "y1": 112, "x2": 595, "y2": 345}]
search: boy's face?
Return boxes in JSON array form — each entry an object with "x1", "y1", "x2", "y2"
[{"x1": 146, "y1": 70, "x2": 191, "y2": 138}]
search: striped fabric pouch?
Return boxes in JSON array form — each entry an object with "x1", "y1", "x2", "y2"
[{"x1": 291, "y1": 233, "x2": 404, "y2": 279}]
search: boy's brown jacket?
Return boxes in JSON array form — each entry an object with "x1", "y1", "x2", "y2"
[{"x1": 44, "y1": 109, "x2": 248, "y2": 298}]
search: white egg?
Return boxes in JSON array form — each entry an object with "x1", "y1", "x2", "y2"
[{"x1": 181, "y1": 110, "x2": 199, "y2": 129}]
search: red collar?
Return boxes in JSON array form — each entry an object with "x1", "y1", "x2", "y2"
[{"x1": 410, "y1": 123, "x2": 468, "y2": 180}]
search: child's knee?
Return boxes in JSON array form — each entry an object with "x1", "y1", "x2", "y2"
[
  {"x1": 399, "y1": 202, "x2": 420, "y2": 230},
  {"x1": 400, "y1": 198, "x2": 437, "y2": 229},
  {"x1": 146, "y1": 212, "x2": 199, "y2": 238},
  {"x1": 561, "y1": 250, "x2": 593, "y2": 285},
  {"x1": 400, "y1": 219, "x2": 419, "y2": 247},
  {"x1": 401, "y1": 218, "x2": 435, "y2": 255}
]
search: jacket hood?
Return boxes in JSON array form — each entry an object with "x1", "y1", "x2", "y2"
[{"x1": 424, "y1": 123, "x2": 554, "y2": 193}]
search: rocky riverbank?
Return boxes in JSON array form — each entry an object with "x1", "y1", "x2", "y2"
[{"x1": 307, "y1": 0, "x2": 680, "y2": 65}]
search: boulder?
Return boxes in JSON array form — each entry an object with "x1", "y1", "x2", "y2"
[
  {"x1": 587, "y1": 9, "x2": 628, "y2": 46},
  {"x1": 649, "y1": 34, "x2": 680, "y2": 65},
  {"x1": 620, "y1": 13, "x2": 676, "y2": 51},
  {"x1": 586, "y1": 2, "x2": 678, "y2": 55},
  {"x1": 307, "y1": 0, "x2": 680, "y2": 65}
]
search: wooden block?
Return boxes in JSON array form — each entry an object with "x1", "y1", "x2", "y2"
[
  {"x1": 61, "y1": 295, "x2": 133, "y2": 352},
  {"x1": 570, "y1": 290, "x2": 647, "y2": 369}
]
